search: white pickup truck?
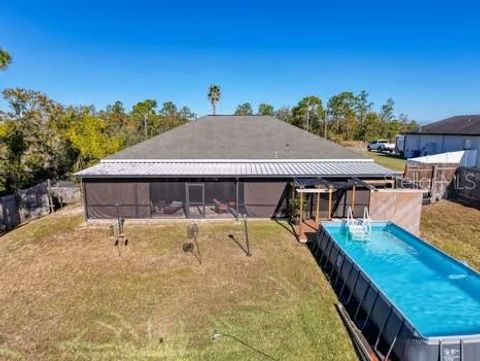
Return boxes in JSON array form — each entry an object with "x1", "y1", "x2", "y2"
[{"x1": 367, "y1": 139, "x2": 395, "y2": 152}]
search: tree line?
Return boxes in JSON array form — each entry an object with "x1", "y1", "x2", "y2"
[
  {"x1": 230, "y1": 91, "x2": 417, "y2": 143},
  {"x1": 1, "y1": 53, "x2": 416, "y2": 194},
  {"x1": 0, "y1": 88, "x2": 194, "y2": 193}
]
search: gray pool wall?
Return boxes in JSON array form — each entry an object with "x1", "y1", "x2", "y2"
[{"x1": 315, "y1": 222, "x2": 480, "y2": 361}]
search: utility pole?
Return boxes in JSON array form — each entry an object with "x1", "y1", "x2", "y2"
[
  {"x1": 305, "y1": 109, "x2": 309, "y2": 132},
  {"x1": 306, "y1": 102, "x2": 317, "y2": 133},
  {"x1": 143, "y1": 113, "x2": 148, "y2": 139}
]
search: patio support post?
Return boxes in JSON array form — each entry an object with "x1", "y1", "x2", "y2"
[
  {"x1": 299, "y1": 190, "x2": 304, "y2": 239},
  {"x1": 351, "y1": 185, "x2": 356, "y2": 216},
  {"x1": 81, "y1": 179, "x2": 88, "y2": 222},
  {"x1": 328, "y1": 186, "x2": 332, "y2": 220},
  {"x1": 235, "y1": 178, "x2": 239, "y2": 219},
  {"x1": 315, "y1": 190, "x2": 320, "y2": 223}
]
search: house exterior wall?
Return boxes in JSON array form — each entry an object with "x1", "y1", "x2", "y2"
[{"x1": 404, "y1": 134, "x2": 480, "y2": 166}]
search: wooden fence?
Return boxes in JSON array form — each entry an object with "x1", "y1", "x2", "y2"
[
  {"x1": 402, "y1": 161, "x2": 458, "y2": 202},
  {"x1": 452, "y1": 167, "x2": 480, "y2": 203},
  {"x1": 0, "y1": 180, "x2": 81, "y2": 232}
]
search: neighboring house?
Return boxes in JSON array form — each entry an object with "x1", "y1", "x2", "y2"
[
  {"x1": 403, "y1": 115, "x2": 480, "y2": 166},
  {"x1": 76, "y1": 115, "x2": 394, "y2": 220}
]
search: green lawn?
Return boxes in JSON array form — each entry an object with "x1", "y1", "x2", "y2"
[
  {"x1": 0, "y1": 208, "x2": 357, "y2": 361},
  {"x1": 1, "y1": 200, "x2": 478, "y2": 360},
  {"x1": 352, "y1": 148, "x2": 406, "y2": 172},
  {"x1": 420, "y1": 200, "x2": 480, "y2": 270}
]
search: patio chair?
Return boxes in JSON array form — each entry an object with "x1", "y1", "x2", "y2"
[
  {"x1": 213, "y1": 198, "x2": 229, "y2": 214},
  {"x1": 163, "y1": 201, "x2": 183, "y2": 215}
]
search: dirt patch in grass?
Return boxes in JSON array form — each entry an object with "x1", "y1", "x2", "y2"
[
  {"x1": 0, "y1": 210, "x2": 356, "y2": 360},
  {"x1": 421, "y1": 200, "x2": 480, "y2": 270}
]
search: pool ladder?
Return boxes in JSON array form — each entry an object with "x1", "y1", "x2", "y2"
[{"x1": 346, "y1": 207, "x2": 372, "y2": 241}]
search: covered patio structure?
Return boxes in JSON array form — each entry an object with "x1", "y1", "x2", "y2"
[{"x1": 292, "y1": 177, "x2": 397, "y2": 241}]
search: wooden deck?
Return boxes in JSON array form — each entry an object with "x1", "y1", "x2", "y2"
[{"x1": 295, "y1": 218, "x2": 321, "y2": 242}]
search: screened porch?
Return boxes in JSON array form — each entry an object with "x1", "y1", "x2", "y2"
[{"x1": 83, "y1": 178, "x2": 289, "y2": 220}]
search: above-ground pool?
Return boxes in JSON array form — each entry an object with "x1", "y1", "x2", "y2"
[{"x1": 315, "y1": 221, "x2": 480, "y2": 361}]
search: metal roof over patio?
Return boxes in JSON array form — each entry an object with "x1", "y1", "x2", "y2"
[{"x1": 75, "y1": 159, "x2": 396, "y2": 178}]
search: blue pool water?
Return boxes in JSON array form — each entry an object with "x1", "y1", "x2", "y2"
[{"x1": 323, "y1": 222, "x2": 480, "y2": 338}]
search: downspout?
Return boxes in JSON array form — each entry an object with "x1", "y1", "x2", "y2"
[{"x1": 235, "y1": 177, "x2": 239, "y2": 220}]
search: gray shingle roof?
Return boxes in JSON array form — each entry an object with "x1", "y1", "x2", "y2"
[
  {"x1": 407, "y1": 115, "x2": 480, "y2": 135},
  {"x1": 106, "y1": 115, "x2": 365, "y2": 160}
]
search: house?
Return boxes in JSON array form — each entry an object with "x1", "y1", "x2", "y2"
[
  {"x1": 76, "y1": 115, "x2": 396, "y2": 220},
  {"x1": 403, "y1": 115, "x2": 480, "y2": 166}
]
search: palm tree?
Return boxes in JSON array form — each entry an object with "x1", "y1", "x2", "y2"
[
  {"x1": 0, "y1": 48, "x2": 11, "y2": 70},
  {"x1": 207, "y1": 84, "x2": 221, "y2": 115}
]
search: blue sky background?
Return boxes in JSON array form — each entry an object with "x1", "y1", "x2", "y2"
[{"x1": 1, "y1": 0, "x2": 480, "y2": 122}]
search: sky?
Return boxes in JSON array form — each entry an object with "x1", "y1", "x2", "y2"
[{"x1": 1, "y1": 0, "x2": 480, "y2": 123}]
